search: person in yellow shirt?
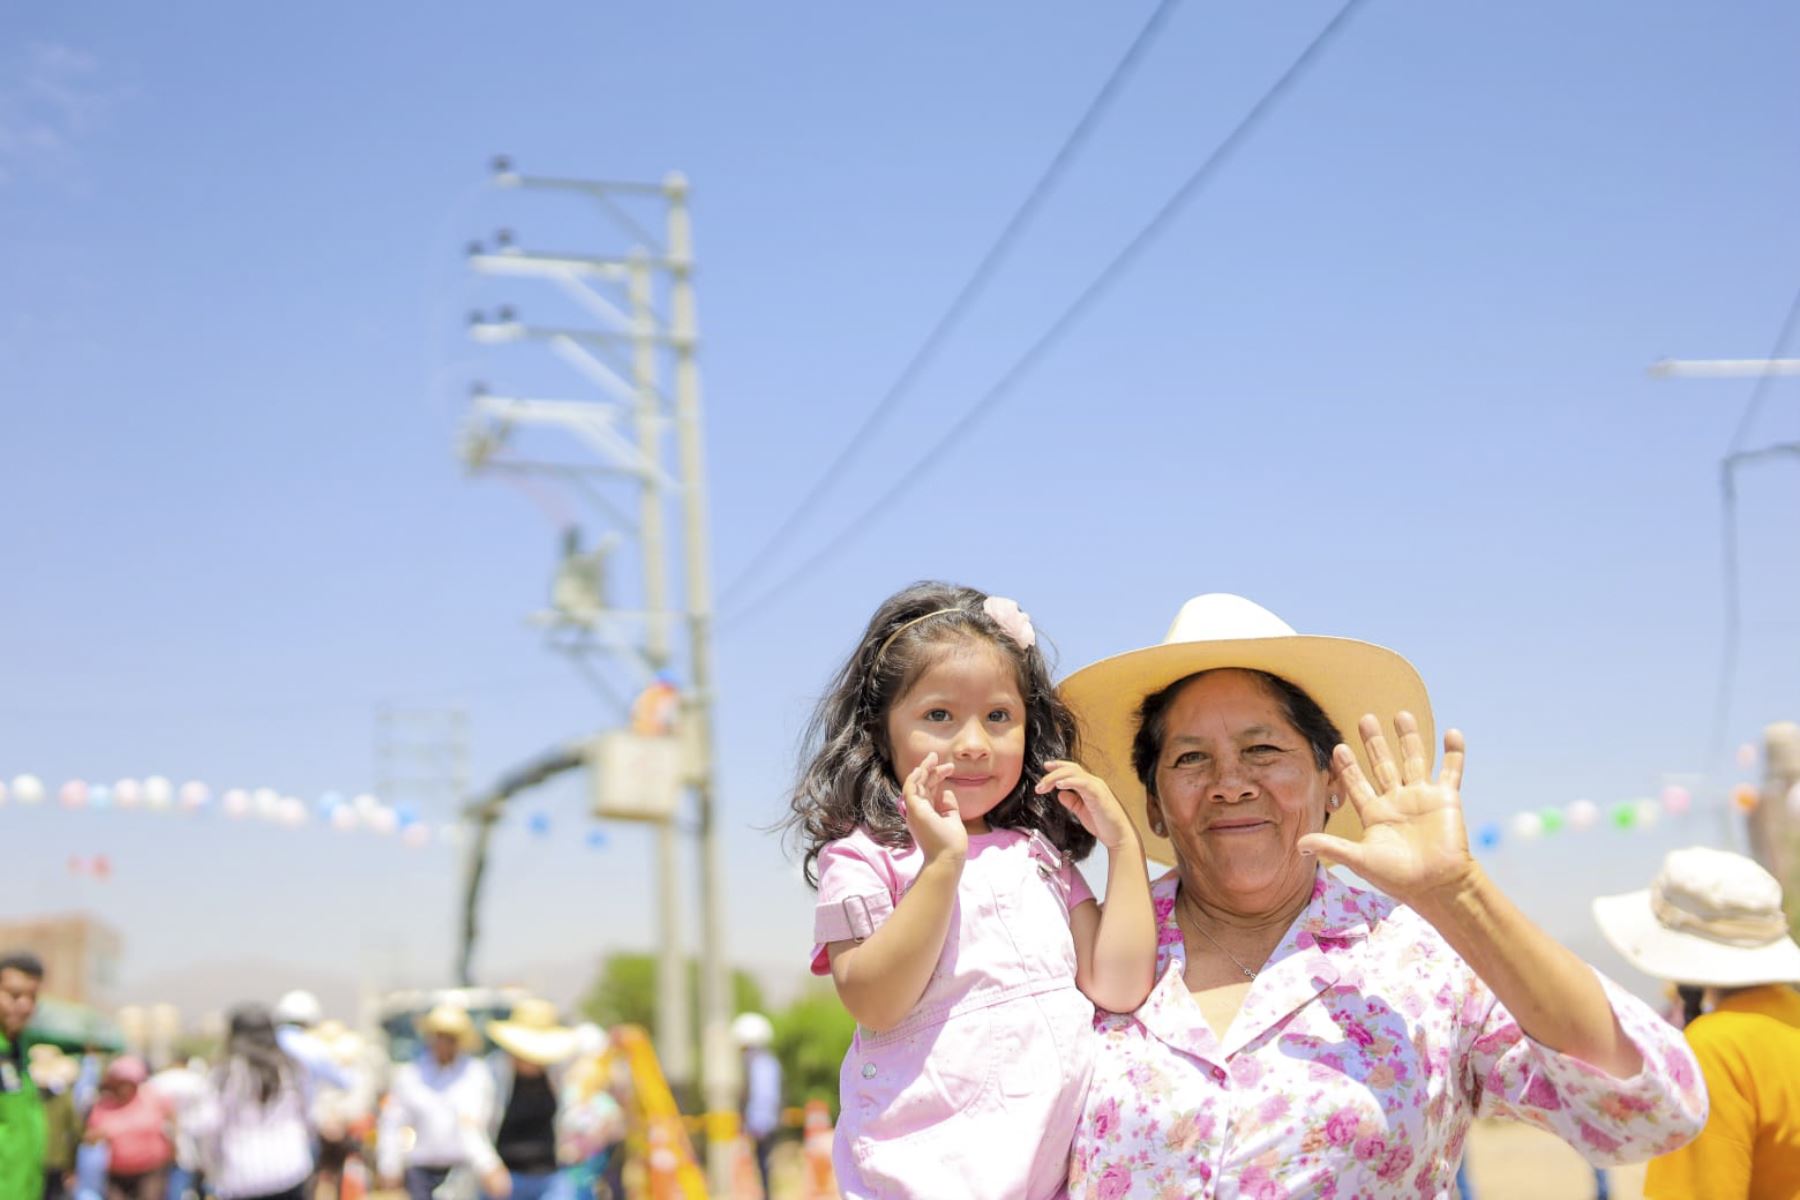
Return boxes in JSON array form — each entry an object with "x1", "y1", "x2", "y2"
[{"x1": 1594, "y1": 845, "x2": 1800, "y2": 1200}]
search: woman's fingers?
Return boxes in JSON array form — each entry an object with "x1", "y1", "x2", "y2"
[
  {"x1": 1358, "y1": 714, "x2": 1401, "y2": 794},
  {"x1": 1332, "y1": 744, "x2": 1376, "y2": 809},
  {"x1": 1394, "y1": 711, "x2": 1428, "y2": 785},
  {"x1": 1440, "y1": 729, "x2": 1466, "y2": 793},
  {"x1": 1298, "y1": 830, "x2": 1365, "y2": 873}
]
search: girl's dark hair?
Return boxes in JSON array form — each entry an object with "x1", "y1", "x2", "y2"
[
  {"x1": 219, "y1": 1005, "x2": 297, "y2": 1106},
  {"x1": 1131, "y1": 668, "x2": 1342, "y2": 801},
  {"x1": 787, "y1": 581, "x2": 1093, "y2": 886}
]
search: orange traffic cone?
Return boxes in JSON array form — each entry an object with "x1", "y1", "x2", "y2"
[
  {"x1": 800, "y1": 1099, "x2": 836, "y2": 1200},
  {"x1": 647, "y1": 1118, "x2": 683, "y2": 1200},
  {"x1": 732, "y1": 1133, "x2": 765, "y2": 1200}
]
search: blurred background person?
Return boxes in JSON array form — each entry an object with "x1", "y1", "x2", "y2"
[
  {"x1": 190, "y1": 1006, "x2": 314, "y2": 1200},
  {"x1": 308, "y1": 1020, "x2": 377, "y2": 1200},
  {"x1": 1, "y1": 950, "x2": 47, "y2": 1200},
  {"x1": 485, "y1": 998, "x2": 577, "y2": 1200},
  {"x1": 730, "y1": 1012, "x2": 781, "y2": 1197},
  {"x1": 557, "y1": 1025, "x2": 625, "y2": 1200},
  {"x1": 84, "y1": 1057, "x2": 174, "y2": 1200},
  {"x1": 1595, "y1": 845, "x2": 1800, "y2": 1199},
  {"x1": 148, "y1": 1057, "x2": 210, "y2": 1200},
  {"x1": 30, "y1": 1045, "x2": 80, "y2": 1200},
  {"x1": 378, "y1": 1004, "x2": 505, "y2": 1200}
]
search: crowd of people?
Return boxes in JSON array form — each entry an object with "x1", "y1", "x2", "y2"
[{"x1": 0, "y1": 969, "x2": 642, "y2": 1200}]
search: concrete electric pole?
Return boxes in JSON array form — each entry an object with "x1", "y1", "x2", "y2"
[{"x1": 457, "y1": 161, "x2": 738, "y2": 1187}]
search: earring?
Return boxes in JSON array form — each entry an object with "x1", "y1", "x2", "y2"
[
  {"x1": 1150, "y1": 820, "x2": 1167, "y2": 837},
  {"x1": 1327, "y1": 794, "x2": 1341, "y2": 810}
]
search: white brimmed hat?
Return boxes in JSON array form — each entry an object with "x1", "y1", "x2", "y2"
[
  {"x1": 730, "y1": 1012, "x2": 774, "y2": 1049},
  {"x1": 1059, "y1": 594, "x2": 1434, "y2": 865},
  {"x1": 1593, "y1": 846, "x2": 1800, "y2": 988},
  {"x1": 488, "y1": 998, "x2": 577, "y2": 1067}
]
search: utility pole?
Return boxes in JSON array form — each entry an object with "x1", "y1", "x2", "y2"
[
  {"x1": 1751, "y1": 723, "x2": 1800, "y2": 887},
  {"x1": 458, "y1": 162, "x2": 735, "y2": 1184}
]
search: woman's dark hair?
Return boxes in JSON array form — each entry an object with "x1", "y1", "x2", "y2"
[
  {"x1": 1676, "y1": 984, "x2": 1706, "y2": 1028},
  {"x1": 219, "y1": 1005, "x2": 297, "y2": 1106},
  {"x1": 1131, "y1": 668, "x2": 1343, "y2": 800},
  {"x1": 786, "y1": 581, "x2": 1093, "y2": 887}
]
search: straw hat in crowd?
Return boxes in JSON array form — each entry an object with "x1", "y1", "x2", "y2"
[
  {"x1": 487, "y1": 999, "x2": 577, "y2": 1067},
  {"x1": 416, "y1": 1003, "x2": 482, "y2": 1054}
]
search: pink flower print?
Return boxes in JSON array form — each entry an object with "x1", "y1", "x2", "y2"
[
  {"x1": 1375, "y1": 1141, "x2": 1415, "y2": 1181},
  {"x1": 1522, "y1": 1073, "x2": 1564, "y2": 1111},
  {"x1": 1257, "y1": 1094, "x2": 1291, "y2": 1123},
  {"x1": 1344, "y1": 1021, "x2": 1375, "y2": 1049},
  {"x1": 1663, "y1": 1045, "x2": 1697, "y2": 1092},
  {"x1": 1095, "y1": 1162, "x2": 1132, "y2": 1200},
  {"x1": 1354, "y1": 1134, "x2": 1388, "y2": 1163},
  {"x1": 1367, "y1": 1063, "x2": 1396, "y2": 1090},
  {"x1": 1092, "y1": 1096, "x2": 1121, "y2": 1140},
  {"x1": 1239, "y1": 1165, "x2": 1285, "y2": 1200},
  {"x1": 1229, "y1": 1056, "x2": 1263, "y2": 1087},
  {"x1": 1576, "y1": 1119, "x2": 1624, "y2": 1156},
  {"x1": 1296, "y1": 930, "x2": 1316, "y2": 950},
  {"x1": 1319, "y1": 1051, "x2": 1347, "y2": 1073},
  {"x1": 1323, "y1": 1109, "x2": 1360, "y2": 1146}
]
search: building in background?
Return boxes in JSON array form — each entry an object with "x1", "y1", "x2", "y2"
[{"x1": 0, "y1": 913, "x2": 122, "y2": 1007}]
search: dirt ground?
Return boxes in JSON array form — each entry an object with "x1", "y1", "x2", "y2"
[{"x1": 1462, "y1": 1118, "x2": 1648, "y2": 1200}]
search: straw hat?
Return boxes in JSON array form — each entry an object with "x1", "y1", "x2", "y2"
[
  {"x1": 415, "y1": 1003, "x2": 481, "y2": 1053},
  {"x1": 487, "y1": 999, "x2": 576, "y2": 1067},
  {"x1": 312, "y1": 1019, "x2": 366, "y2": 1067},
  {"x1": 28, "y1": 1044, "x2": 77, "y2": 1091},
  {"x1": 1593, "y1": 846, "x2": 1800, "y2": 988},
  {"x1": 1059, "y1": 594, "x2": 1433, "y2": 865},
  {"x1": 103, "y1": 1056, "x2": 148, "y2": 1087}
]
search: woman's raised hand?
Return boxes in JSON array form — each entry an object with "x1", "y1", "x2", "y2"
[
  {"x1": 902, "y1": 752, "x2": 969, "y2": 863},
  {"x1": 1037, "y1": 759, "x2": 1137, "y2": 852},
  {"x1": 1297, "y1": 712, "x2": 1472, "y2": 907}
]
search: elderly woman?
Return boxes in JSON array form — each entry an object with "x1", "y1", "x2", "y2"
[{"x1": 1061, "y1": 595, "x2": 1707, "y2": 1198}]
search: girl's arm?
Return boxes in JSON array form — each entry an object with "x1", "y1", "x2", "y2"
[
  {"x1": 828, "y1": 753, "x2": 969, "y2": 1032},
  {"x1": 1040, "y1": 762, "x2": 1157, "y2": 1012}
]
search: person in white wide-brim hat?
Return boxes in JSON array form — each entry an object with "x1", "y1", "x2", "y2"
[
  {"x1": 484, "y1": 999, "x2": 579, "y2": 1200},
  {"x1": 1595, "y1": 845, "x2": 1800, "y2": 1197},
  {"x1": 1061, "y1": 594, "x2": 1710, "y2": 1200}
]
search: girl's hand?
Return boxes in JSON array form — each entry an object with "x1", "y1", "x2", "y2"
[
  {"x1": 901, "y1": 752, "x2": 969, "y2": 864},
  {"x1": 1036, "y1": 759, "x2": 1137, "y2": 852},
  {"x1": 1298, "y1": 712, "x2": 1473, "y2": 908}
]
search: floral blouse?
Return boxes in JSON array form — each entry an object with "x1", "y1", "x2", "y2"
[{"x1": 1068, "y1": 869, "x2": 1706, "y2": 1199}]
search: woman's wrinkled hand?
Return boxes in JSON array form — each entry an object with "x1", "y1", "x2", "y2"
[
  {"x1": 1297, "y1": 712, "x2": 1472, "y2": 907},
  {"x1": 1036, "y1": 759, "x2": 1137, "y2": 852}
]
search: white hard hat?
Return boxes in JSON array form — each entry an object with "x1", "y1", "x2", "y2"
[
  {"x1": 273, "y1": 989, "x2": 323, "y2": 1027},
  {"x1": 730, "y1": 1012, "x2": 774, "y2": 1048}
]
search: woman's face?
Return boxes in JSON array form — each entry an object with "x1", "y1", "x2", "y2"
[{"x1": 1145, "y1": 669, "x2": 1331, "y2": 911}]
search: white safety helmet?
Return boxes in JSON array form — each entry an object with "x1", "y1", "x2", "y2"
[
  {"x1": 273, "y1": 989, "x2": 323, "y2": 1028},
  {"x1": 730, "y1": 1012, "x2": 774, "y2": 1049}
]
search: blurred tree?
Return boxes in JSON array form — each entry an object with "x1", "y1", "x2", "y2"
[
  {"x1": 578, "y1": 953, "x2": 766, "y2": 1043},
  {"x1": 771, "y1": 984, "x2": 856, "y2": 1117}
]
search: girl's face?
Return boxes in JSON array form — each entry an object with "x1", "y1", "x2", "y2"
[{"x1": 884, "y1": 638, "x2": 1026, "y2": 833}]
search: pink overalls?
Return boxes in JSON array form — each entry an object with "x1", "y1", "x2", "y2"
[{"x1": 812, "y1": 826, "x2": 1098, "y2": 1200}]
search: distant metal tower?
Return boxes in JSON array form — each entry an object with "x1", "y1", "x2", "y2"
[
  {"x1": 455, "y1": 159, "x2": 735, "y2": 1182},
  {"x1": 374, "y1": 706, "x2": 470, "y2": 820}
]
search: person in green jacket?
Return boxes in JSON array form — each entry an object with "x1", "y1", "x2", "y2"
[{"x1": 0, "y1": 950, "x2": 47, "y2": 1200}]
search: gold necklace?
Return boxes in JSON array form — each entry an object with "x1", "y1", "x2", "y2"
[{"x1": 1178, "y1": 900, "x2": 1259, "y2": 981}]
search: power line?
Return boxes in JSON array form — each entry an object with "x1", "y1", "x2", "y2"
[
  {"x1": 718, "y1": 0, "x2": 1185, "y2": 604},
  {"x1": 722, "y1": 0, "x2": 1372, "y2": 629},
  {"x1": 1709, "y1": 278, "x2": 1800, "y2": 771}
]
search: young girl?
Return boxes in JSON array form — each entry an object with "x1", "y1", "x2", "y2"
[{"x1": 789, "y1": 582, "x2": 1156, "y2": 1200}]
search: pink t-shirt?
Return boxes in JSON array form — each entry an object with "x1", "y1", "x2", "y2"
[{"x1": 86, "y1": 1088, "x2": 174, "y2": 1176}]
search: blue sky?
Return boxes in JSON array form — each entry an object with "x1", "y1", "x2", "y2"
[{"x1": 3, "y1": 0, "x2": 1797, "y2": 1015}]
